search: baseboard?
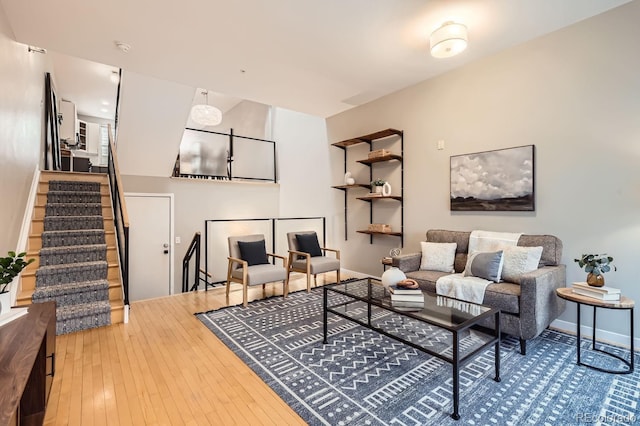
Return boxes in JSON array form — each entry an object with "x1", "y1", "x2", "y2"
[{"x1": 551, "y1": 319, "x2": 639, "y2": 352}]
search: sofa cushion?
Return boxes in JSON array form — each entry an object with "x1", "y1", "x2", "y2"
[
  {"x1": 419, "y1": 242, "x2": 456, "y2": 273},
  {"x1": 518, "y1": 234, "x2": 562, "y2": 266},
  {"x1": 483, "y1": 282, "x2": 520, "y2": 314},
  {"x1": 501, "y1": 246, "x2": 543, "y2": 284},
  {"x1": 463, "y1": 251, "x2": 504, "y2": 282}
]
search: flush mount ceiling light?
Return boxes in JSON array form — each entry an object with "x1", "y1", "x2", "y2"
[
  {"x1": 430, "y1": 21, "x2": 468, "y2": 58},
  {"x1": 190, "y1": 90, "x2": 222, "y2": 126}
]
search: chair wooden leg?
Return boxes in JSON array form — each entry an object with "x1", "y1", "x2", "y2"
[
  {"x1": 314, "y1": 274, "x2": 318, "y2": 287},
  {"x1": 306, "y1": 266, "x2": 311, "y2": 293},
  {"x1": 243, "y1": 284, "x2": 248, "y2": 307},
  {"x1": 337, "y1": 269, "x2": 340, "y2": 285},
  {"x1": 226, "y1": 280, "x2": 231, "y2": 297},
  {"x1": 283, "y1": 279, "x2": 288, "y2": 298}
]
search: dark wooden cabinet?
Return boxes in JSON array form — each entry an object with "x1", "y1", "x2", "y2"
[{"x1": 0, "y1": 302, "x2": 56, "y2": 425}]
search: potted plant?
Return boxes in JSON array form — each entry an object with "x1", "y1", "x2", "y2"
[
  {"x1": 574, "y1": 253, "x2": 616, "y2": 287},
  {"x1": 0, "y1": 251, "x2": 34, "y2": 315},
  {"x1": 371, "y1": 179, "x2": 389, "y2": 195}
]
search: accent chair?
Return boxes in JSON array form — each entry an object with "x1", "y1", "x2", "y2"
[
  {"x1": 286, "y1": 231, "x2": 340, "y2": 292},
  {"x1": 226, "y1": 234, "x2": 288, "y2": 307}
]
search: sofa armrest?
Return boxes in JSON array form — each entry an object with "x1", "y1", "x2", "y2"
[
  {"x1": 518, "y1": 265, "x2": 567, "y2": 340},
  {"x1": 392, "y1": 253, "x2": 421, "y2": 273}
]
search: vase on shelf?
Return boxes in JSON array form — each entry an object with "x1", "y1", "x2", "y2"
[
  {"x1": 586, "y1": 273, "x2": 605, "y2": 287},
  {"x1": 374, "y1": 186, "x2": 383, "y2": 194}
]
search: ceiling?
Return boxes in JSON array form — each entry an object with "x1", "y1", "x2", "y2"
[{"x1": 1, "y1": 0, "x2": 631, "y2": 118}]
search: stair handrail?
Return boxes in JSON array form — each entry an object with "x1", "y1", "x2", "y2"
[
  {"x1": 182, "y1": 232, "x2": 201, "y2": 292},
  {"x1": 107, "y1": 125, "x2": 130, "y2": 306}
]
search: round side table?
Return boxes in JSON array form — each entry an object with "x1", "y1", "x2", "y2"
[{"x1": 556, "y1": 287, "x2": 634, "y2": 374}]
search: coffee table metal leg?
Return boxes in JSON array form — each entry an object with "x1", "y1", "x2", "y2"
[
  {"x1": 494, "y1": 311, "x2": 501, "y2": 382},
  {"x1": 451, "y1": 331, "x2": 460, "y2": 420},
  {"x1": 592, "y1": 306, "x2": 597, "y2": 350},
  {"x1": 323, "y1": 287, "x2": 328, "y2": 344}
]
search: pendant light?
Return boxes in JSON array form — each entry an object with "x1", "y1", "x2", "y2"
[{"x1": 190, "y1": 90, "x2": 222, "y2": 126}]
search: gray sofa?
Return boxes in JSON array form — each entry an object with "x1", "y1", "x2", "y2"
[{"x1": 393, "y1": 229, "x2": 566, "y2": 355}]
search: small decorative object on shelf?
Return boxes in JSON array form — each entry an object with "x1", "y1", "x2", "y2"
[
  {"x1": 368, "y1": 149, "x2": 391, "y2": 159},
  {"x1": 371, "y1": 178, "x2": 386, "y2": 194},
  {"x1": 344, "y1": 171, "x2": 355, "y2": 185},
  {"x1": 390, "y1": 248, "x2": 402, "y2": 257},
  {"x1": 0, "y1": 251, "x2": 34, "y2": 315},
  {"x1": 368, "y1": 223, "x2": 392, "y2": 233},
  {"x1": 574, "y1": 253, "x2": 616, "y2": 287}
]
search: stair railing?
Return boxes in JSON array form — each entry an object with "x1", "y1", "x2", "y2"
[
  {"x1": 182, "y1": 232, "x2": 200, "y2": 292},
  {"x1": 107, "y1": 125, "x2": 130, "y2": 306}
]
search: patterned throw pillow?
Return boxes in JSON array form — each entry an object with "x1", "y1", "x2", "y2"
[
  {"x1": 419, "y1": 242, "x2": 457, "y2": 273},
  {"x1": 501, "y1": 246, "x2": 543, "y2": 284},
  {"x1": 463, "y1": 250, "x2": 504, "y2": 282}
]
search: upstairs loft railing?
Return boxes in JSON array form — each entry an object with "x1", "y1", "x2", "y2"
[
  {"x1": 107, "y1": 125, "x2": 130, "y2": 306},
  {"x1": 173, "y1": 128, "x2": 277, "y2": 183}
]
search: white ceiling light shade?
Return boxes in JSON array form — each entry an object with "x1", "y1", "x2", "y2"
[
  {"x1": 190, "y1": 90, "x2": 222, "y2": 126},
  {"x1": 430, "y1": 21, "x2": 468, "y2": 58}
]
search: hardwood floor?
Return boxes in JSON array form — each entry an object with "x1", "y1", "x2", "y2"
[{"x1": 44, "y1": 273, "x2": 352, "y2": 425}]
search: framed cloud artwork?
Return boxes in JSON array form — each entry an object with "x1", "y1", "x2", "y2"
[{"x1": 450, "y1": 145, "x2": 535, "y2": 211}]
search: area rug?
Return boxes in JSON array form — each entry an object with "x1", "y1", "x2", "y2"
[{"x1": 196, "y1": 286, "x2": 639, "y2": 425}]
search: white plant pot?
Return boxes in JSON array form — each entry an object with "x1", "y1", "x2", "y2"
[
  {"x1": 374, "y1": 186, "x2": 383, "y2": 194},
  {"x1": 0, "y1": 292, "x2": 11, "y2": 315}
]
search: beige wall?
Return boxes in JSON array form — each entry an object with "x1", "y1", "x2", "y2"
[
  {"x1": 327, "y1": 2, "x2": 640, "y2": 340},
  {"x1": 0, "y1": 8, "x2": 50, "y2": 255}
]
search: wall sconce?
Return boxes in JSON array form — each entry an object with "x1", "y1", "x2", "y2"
[{"x1": 430, "y1": 21, "x2": 468, "y2": 58}]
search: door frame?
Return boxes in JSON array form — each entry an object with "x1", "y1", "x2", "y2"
[{"x1": 124, "y1": 192, "x2": 175, "y2": 296}]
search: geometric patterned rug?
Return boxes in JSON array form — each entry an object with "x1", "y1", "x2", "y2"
[{"x1": 196, "y1": 286, "x2": 640, "y2": 425}]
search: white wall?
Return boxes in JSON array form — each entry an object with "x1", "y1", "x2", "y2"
[
  {"x1": 0, "y1": 7, "x2": 50, "y2": 255},
  {"x1": 121, "y1": 106, "x2": 331, "y2": 293},
  {"x1": 326, "y1": 2, "x2": 640, "y2": 341},
  {"x1": 116, "y1": 70, "x2": 193, "y2": 177}
]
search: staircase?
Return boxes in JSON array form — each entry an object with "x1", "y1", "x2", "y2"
[{"x1": 18, "y1": 171, "x2": 125, "y2": 334}]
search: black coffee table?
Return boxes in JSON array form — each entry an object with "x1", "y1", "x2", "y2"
[{"x1": 323, "y1": 277, "x2": 501, "y2": 420}]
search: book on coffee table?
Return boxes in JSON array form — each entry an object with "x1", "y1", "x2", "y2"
[
  {"x1": 388, "y1": 284, "x2": 422, "y2": 295},
  {"x1": 390, "y1": 292, "x2": 424, "y2": 302}
]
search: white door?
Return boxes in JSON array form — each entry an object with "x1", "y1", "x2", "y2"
[{"x1": 125, "y1": 193, "x2": 173, "y2": 302}]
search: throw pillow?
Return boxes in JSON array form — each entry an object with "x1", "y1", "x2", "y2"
[
  {"x1": 237, "y1": 240, "x2": 269, "y2": 266},
  {"x1": 296, "y1": 233, "x2": 323, "y2": 257},
  {"x1": 463, "y1": 250, "x2": 504, "y2": 282},
  {"x1": 419, "y1": 242, "x2": 457, "y2": 273},
  {"x1": 501, "y1": 246, "x2": 543, "y2": 284}
]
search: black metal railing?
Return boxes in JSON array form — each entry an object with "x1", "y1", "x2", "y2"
[
  {"x1": 107, "y1": 126, "x2": 130, "y2": 306},
  {"x1": 173, "y1": 128, "x2": 277, "y2": 183},
  {"x1": 182, "y1": 232, "x2": 202, "y2": 292}
]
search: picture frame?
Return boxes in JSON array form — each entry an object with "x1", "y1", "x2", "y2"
[{"x1": 450, "y1": 145, "x2": 535, "y2": 211}]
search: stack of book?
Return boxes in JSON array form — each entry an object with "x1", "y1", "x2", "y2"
[
  {"x1": 389, "y1": 284, "x2": 424, "y2": 310},
  {"x1": 571, "y1": 282, "x2": 621, "y2": 301}
]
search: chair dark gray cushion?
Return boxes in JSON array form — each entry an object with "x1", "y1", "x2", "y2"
[
  {"x1": 238, "y1": 240, "x2": 269, "y2": 266},
  {"x1": 296, "y1": 233, "x2": 322, "y2": 257}
]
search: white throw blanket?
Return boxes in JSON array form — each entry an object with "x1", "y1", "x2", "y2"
[
  {"x1": 435, "y1": 273, "x2": 492, "y2": 304},
  {"x1": 435, "y1": 231, "x2": 522, "y2": 304},
  {"x1": 468, "y1": 230, "x2": 522, "y2": 254}
]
